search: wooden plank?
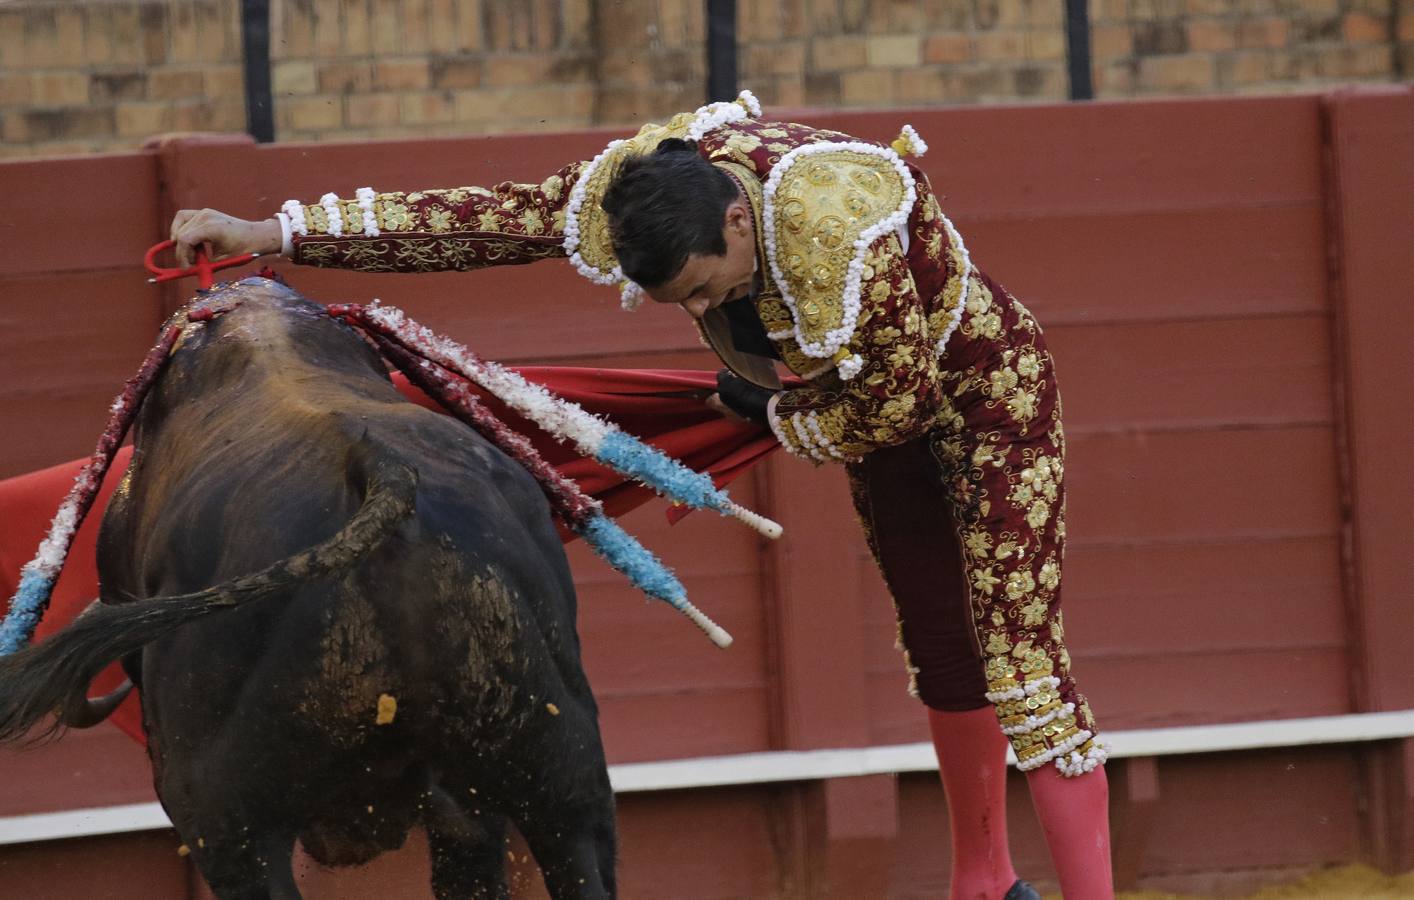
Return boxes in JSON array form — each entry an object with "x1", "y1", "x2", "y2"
[
  {"x1": 821, "y1": 95, "x2": 1323, "y2": 215},
  {"x1": 0, "y1": 832, "x2": 188, "y2": 900},
  {"x1": 1082, "y1": 647, "x2": 1351, "y2": 728},
  {"x1": 1066, "y1": 425, "x2": 1340, "y2": 545},
  {"x1": 0, "y1": 154, "x2": 161, "y2": 277},
  {"x1": 615, "y1": 788, "x2": 781, "y2": 900},
  {"x1": 1136, "y1": 748, "x2": 1362, "y2": 872},
  {"x1": 1060, "y1": 537, "x2": 1346, "y2": 656},
  {"x1": 0, "y1": 272, "x2": 163, "y2": 477},
  {"x1": 596, "y1": 688, "x2": 771, "y2": 764},
  {"x1": 577, "y1": 572, "x2": 769, "y2": 693},
  {"x1": 0, "y1": 724, "x2": 155, "y2": 817},
  {"x1": 861, "y1": 536, "x2": 1346, "y2": 678},
  {"x1": 966, "y1": 205, "x2": 1327, "y2": 326},
  {"x1": 1050, "y1": 315, "x2": 1333, "y2": 432},
  {"x1": 890, "y1": 745, "x2": 1361, "y2": 892},
  {"x1": 869, "y1": 644, "x2": 1351, "y2": 741},
  {"x1": 251, "y1": 130, "x2": 619, "y2": 203},
  {"x1": 1324, "y1": 86, "x2": 1414, "y2": 716}
]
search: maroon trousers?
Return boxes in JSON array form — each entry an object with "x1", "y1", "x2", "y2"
[{"x1": 849, "y1": 436, "x2": 989, "y2": 711}]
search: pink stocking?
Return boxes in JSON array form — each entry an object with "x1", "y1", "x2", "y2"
[
  {"x1": 928, "y1": 707, "x2": 1019, "y2": 900},
  {"x1": 1024, "y1": 763, "x2": 1114, "y2": 898}
]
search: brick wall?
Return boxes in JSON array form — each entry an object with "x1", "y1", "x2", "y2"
[{"x1": 0, "y1": 0, "x2": 1409, "y2": 159}]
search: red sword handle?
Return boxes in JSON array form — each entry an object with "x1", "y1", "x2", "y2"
[{"x1": 144, "y1": 239, "x2": 259, "y2": 290}]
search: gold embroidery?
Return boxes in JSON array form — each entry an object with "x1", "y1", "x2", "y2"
[{"x1": 770, "y1": 149, "x2": 907, "y2": 351}]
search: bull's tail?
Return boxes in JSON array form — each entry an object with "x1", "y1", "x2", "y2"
[{"x1": 0, "y1": 437, "x2": 418, "y2": 745}]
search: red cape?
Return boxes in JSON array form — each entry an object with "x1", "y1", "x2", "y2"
[{"x1": 0, "y1": 367, "x2": 780, "y2": 744}]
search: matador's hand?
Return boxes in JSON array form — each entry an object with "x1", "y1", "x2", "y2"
[
  {"x1": 170, "y1": 209, "x2": 282, "y2": 269},
  {"x1": 713, "y1": 369, "x2": 776, "y2": 427}
]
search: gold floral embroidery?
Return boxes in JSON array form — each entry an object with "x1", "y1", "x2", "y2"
[
  {"x1": 425, "y1": 207, "x2": 454, "y2": 233},
  {"x1": 540, "y1": 174, "x2": 564, "y2": 202},
  {"x1": 379, "y1": 202, "x2": 412, "y2": 231},
  {"x1": 518, "y1": 208, "x2": 545, "y2": 235}
]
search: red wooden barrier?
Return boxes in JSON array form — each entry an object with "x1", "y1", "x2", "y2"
[{"x1": 0, "y1": 89, "x2": 1411, "y2": 895}]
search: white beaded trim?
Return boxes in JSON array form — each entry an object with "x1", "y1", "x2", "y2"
[
  {"x1": 737, "y1": 89, "x2": 762, "y2": 117},
  {"x1": 1025, "y1": 675, "x2": 1062, "y2": 696},
  {"x1": 986, "y1": 685, "x2": 1026, "y2": 703},
  {"x1": 619, "y1": 281, "x2": 645, "y2": 311},
  {"x1": 685, "y1": 89, "x2": 759, "y2": 141},
  {"x1": 1056, "y1": 738, "x2": 1110, "y2": 777},
  {"x1": 933, "y1": 215, "x2": 973, "y2": 357},
  {"x1": 281, "y1": 199, "x2": 308, "y2": 237},
  {"x1": 355, "y1": 187, "x2": 380, "y2": 238},
  {"x1": 564, "y1": 90, "x2": 761, "y2": 288},
  {"x1": 1016, "y1": 729, "x2": 1095, "y2": 773},
  {"x1": 897, "y1": 124, "x2": 928, "y2": 157},
  {"x1": 836, "y1": 353, "x2": 864, "y2": 380},
  {"x1": 761, "y1": 141, "x2": 918, "y2": 365},
  {"x1": 364, "y1": 304, "x2": 614, "y2": 450},
  {"x1": 1001, "y1": 702, "x2": 1075, "y2": 737},
  {"x1": 563, "y1": 139, "x2": 628, "y2": 285},
  {"x1": 804, "y1": 412, "x2": 852, "y2": 461},
  {"x1": 789, "y1": 412, "x2": 827, "y2": 461},
  {"x1": 319, "y1": 192, "x2": 344, "y2": 238},
  {"x1": 765, "y1": 394, "x2": 797, "y2": 452}
]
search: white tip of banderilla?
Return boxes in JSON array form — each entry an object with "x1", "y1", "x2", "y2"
[
  {"x1": 726, "y1": 503, "x2": 783, "y2": 540},
  {"x1": 677, "y1": 598, "x2": 733, "y2": 649}
]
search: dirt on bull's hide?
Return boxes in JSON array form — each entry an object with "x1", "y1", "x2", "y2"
[{"x1": 296, "y1": 586, "x2": 392, "y2": 748}]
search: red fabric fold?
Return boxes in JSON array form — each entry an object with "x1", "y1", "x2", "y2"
[{"x1": 0, "y1": 367, "x2": 781, "y2": 744}]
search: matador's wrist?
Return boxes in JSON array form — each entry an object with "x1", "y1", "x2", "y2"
[{"x1": 715, "y1": 369, "x2": 776, "y2": 426}]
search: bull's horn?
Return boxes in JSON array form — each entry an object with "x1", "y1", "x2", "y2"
[{"x1": 57, "y1": 679, "x2": 134, "y2": 729}]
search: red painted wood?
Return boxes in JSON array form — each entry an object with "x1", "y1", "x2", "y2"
[
  {"x1": 1051, "y1": 315, "x2": 1334, "y2": 432},
  {"x1": 1066, "y1": 426, "x2": 1340, "y2": 545},
  {"x1": 0, "y1": 723, "x2": 156, "y2": 817},
  {"x1": 0, "y1": 832, "x2": 189, "y2": 899},
  {"x1": 0, "y1": 92, "x2": 1407, "y2": 893},
  {"x1": 820, "y1": 95, "x2": 1324, "y2": 215},
  {"x1": 965, "y1": 206, "x2": 1328, "y2": 327},
  {"x1": 0, "y1": 154, "x2": 161, "y2": 276},
  {"x1": 1324, "y1": 86, "x2": 1414, "y2": 715},
  {"x1": 0, "y1": 273, "x2": 162, "y2": 477}
]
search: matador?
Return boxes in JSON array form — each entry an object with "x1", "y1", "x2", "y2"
[{"x1": 172, "y1": 91, "x2": 1114, "y2": 898}]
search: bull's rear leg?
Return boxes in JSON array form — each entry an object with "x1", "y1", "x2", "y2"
[
  {"x1": 519, "y1": 816, "x2": 614, "y2": 900},
  {"x1": 426, "y1": 787, "x2": 511, "y2": 900},
  {"x1": 187, "y1": 829, "x2": 300, "y2": 900}
]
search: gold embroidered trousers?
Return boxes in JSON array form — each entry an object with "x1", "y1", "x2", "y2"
[{"x1": 846, "y1": 272, "x2": 1103, "y2": 774}]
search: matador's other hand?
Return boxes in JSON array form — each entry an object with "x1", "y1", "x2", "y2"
[
  {"x1": 713, "y1": 369, "x2": 776, "y2": 427},
  {"x1": 170, "y1": 209, "x2": 282, "y2": 269}
]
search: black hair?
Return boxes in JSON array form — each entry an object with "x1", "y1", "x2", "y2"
[{"x1": 600, "y1": 138, "x2": 741, "y2": 289}]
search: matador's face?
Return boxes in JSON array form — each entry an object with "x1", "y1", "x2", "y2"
[{"x1": 645, "y1": 198, "x2": 758, "y2": 320}]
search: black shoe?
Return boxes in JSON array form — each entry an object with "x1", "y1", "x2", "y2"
[{"x1": 1004, "y1": 880, "x2": 1042, "y2": 900}]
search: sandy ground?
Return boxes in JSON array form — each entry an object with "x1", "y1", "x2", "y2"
[{"x1": 1107, "y1": 865, "x2": 1414, "y2": 899}]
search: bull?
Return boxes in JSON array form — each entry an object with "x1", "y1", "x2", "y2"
[{"x1": 0, "y1": 279, "x2": 617, "y2": 899}]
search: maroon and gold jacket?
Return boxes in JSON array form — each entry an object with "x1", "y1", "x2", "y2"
[{"x1": 282, "y1": 94, "x2": 974, "y2": 464}]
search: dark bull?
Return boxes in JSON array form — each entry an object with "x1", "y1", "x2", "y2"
[{"x1": 0, "y1": 279, "x2": 617, "y2": 899}]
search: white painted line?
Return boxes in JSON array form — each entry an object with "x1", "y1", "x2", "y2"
[
  {"x1": 609, "y1": 709, "x2": 1414, "y2": 792},
  {"x1": 2, "y1": 709, "x2": 1410, "y2": 846},
  {"x1": 0, "y1": 802, "x2": 173, "y2": 846}
]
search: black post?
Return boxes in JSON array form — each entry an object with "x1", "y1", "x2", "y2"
[
  {"x1": 240, "y1": 0, "x2": 276, "y2": 142},
  {"x1": 1064, "y1": 0, "x2": 1094, "y2": 101},
  {"x1": 705, "y1": 0, "x2": 738, "y2": 103}
]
